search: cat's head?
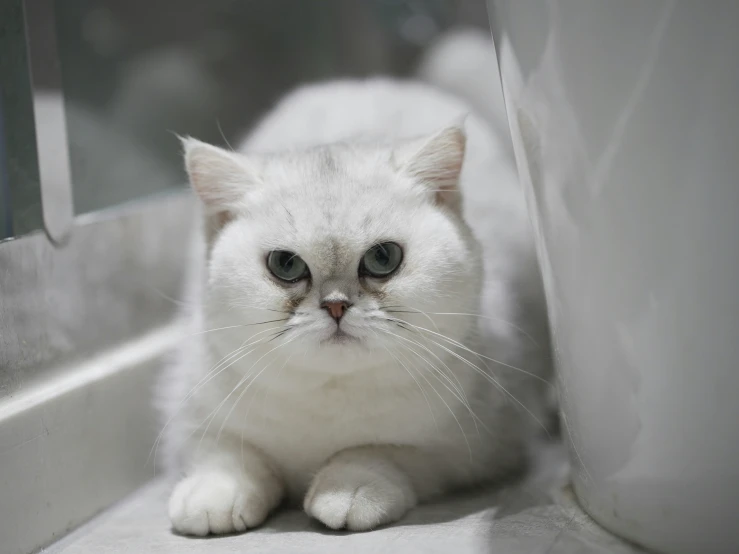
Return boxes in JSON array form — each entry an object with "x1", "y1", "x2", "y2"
[{"x1": 184, "y1": 126, "x2": 482, "y2": 373}]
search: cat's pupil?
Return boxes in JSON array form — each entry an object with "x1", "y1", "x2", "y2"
[
  {"x1": 278, "y1": 253, "x2": 293, "y2": 270},
  {"x1": 375, "y1": 248, "x2": 389, "y2": 266}
]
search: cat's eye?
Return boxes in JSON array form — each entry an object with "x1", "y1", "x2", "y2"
[
  {"x1": 360, "y1": 242, "x2": 403, "y2": 278},
  {"x1": 267, "y1": 251, "x2": 309, "y2": 282}
]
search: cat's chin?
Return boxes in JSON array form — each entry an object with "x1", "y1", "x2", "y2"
[{"x1": 319, "y1": 328, "x2": 360, "y2": 346}]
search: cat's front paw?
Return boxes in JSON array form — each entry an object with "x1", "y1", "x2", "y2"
[
  {"x1": 304, "y1": 460, "x2": 416, "y2": 531},
  {"x1": 168, "y1": 470, "x2": 271, "y2": 536}
]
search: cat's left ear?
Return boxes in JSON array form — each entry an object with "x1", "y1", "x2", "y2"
[
  {"x1": 180, "y1": 136, "x2": 261, "y2": 213},
  {"x1": 180, "y1": 137, "x2": 262, "y2": 245},
  {"x1": 395, "y1": 122, "x2": 466, "y2": 211}
]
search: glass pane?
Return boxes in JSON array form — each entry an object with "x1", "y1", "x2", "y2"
[
  {"x1": 0, "y1": 0, "x2": 44, "y2": 240},
  {"x1": 55, "y1": 0, "x2": 489, "y2": 216}
]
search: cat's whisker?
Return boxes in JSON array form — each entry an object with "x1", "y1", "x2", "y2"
[
  {"x1": 377, "y1": 328, "x2": 473, "y2": 418},
  {"x1": 242, "y1": 350, "x2": 298, "y2": 466},
  {"x1": 377, "y1": 338, "x2": 439, "y2": 431},
  {"x1": 378, "y1": 319, "x2": 549, "y2": 436},
  {"x1": 394, "y1": 319, "x2": 551, "y2": 386},
  {"x1": 383, "y1": 304, "x2": 539, "y2": 347},
  {"x1": 403, "y1": 330, "x2": 551, "y2": 438},
  {"x1": 405, "y1": 346, "x2": 493, "y2": 440},
  {"x1": 216, "y1": 333, "x2": 304, "y2": 451},
  {"x1": 216, "y1": 345, "x2": 295, "y2": 446},
  {"x1": 398, "y1": 328, "x2": 472, "y2": 412},
  {"x1": 149, "y1": 326, "x2": 284, "y2": 466},
  {"x1": 197, "y1": 334, "x2": 301, "y2": 454},
  {"x1": 378, "y1": 327, "x2": 487, "y2": 435},
  {"x1": 375, "y1": 320, "x2": 472, "y2": 408},
  {"x1": 428, "y1": 311, "x2": 540, "y2": 347},
  {"x1": 377, "y1": 332, "x2": 473, "y2": 460},
  {"x1": 141, "y1": 282, "x2": 290, "y2": 316},
  {"x1": 381, "y1": 304, "x2": 440, "y2": 332},
  {"x1": 182, "y1": 319, "x2": 291, "y2": 339},
  {"x1": 393, "y1": 339, "x2": 484, "y2": 437}
]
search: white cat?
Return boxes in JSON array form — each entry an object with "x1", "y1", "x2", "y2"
[{"x1": 159, "y1": 77, "x2": 551, "y2": 535}]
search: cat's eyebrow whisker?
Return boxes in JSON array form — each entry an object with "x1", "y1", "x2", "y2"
[{"x1": 216, "y1": 118, "x2": 235, "y2": 152}]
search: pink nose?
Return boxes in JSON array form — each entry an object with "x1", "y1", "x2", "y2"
[{"x1": 321, "y1": 301, "x2": 349, "y2": 322}]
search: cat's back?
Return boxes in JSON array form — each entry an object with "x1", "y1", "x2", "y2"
[{"x1": 239, "y1": 78, "x2": 503, "y2": 155}]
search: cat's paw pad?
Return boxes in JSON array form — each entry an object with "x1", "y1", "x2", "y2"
[
  {"x1": 304, "y1": 464, "x2": 415, "y2": 531},
  {"x1": 168, "y1": 471, "x2": 269, "y2": 536}
]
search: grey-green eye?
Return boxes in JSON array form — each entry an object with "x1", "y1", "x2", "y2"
[
  {"x1": 267, "y1": 251, "x2": 309, "y2": 282},
  {"x1": 361, "y1": 242, "x2": 403, "y2": 278}
]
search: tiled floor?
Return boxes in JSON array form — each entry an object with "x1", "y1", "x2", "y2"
[{"x1": 45, "y1": 442, "x2": 644, "y2": 554}]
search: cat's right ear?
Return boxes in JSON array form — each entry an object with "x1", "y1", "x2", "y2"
[{"x1": 180, "y1": 137, "x2": 259, "y2": 213}]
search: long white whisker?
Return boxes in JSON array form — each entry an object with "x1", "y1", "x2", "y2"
[
  {"x1": 217, "y1": 347, "x2": 295, "y2": 445},
  {"x1": 181, "y1": 319, "x2": 291, "y2": 339},
  {"x1": 379, "y1": 325, "x2": 471, "y2": 408},
  {"x1": 173, "y1": 328, "x2": 290, "y2": 458},
  {"x1": 148, "y1": 326, "x2": 282, "y2": 465},
  {"x1": 409, "y1": 331, "x2": 550, "y2": 437},
  {"x1": 381, "y1": 344, "x2": 438, "y2": 431},
  {"x1": 395, "y1": 339, "x2": 483, "y2": 436},
  {"x1": 397, "y1": 320, "x2": 551, "y2": 386},
  {"x1": 197, "y1": 333, "x2": 301, "y2": 454},
  {"x1": 381, "y1": 328, "x2": 490, "y2": 435},
  {"x1": 429, "y1": 311, "x2": 539, "y2": 347},
  {"x1": 386, "y1": 338, "x2": 472, "y2": 460}
]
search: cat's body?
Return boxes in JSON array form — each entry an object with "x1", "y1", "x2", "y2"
[{"x1": 160, "y1": 77, "x2": 551, "y2": 535}]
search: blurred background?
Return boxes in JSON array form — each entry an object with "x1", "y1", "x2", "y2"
[{"x1": 1, "y1": 0, "x2": 490, "y2": 238}]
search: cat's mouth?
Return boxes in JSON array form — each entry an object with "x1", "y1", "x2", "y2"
[{"x1": 321, "y1": 328, "x2": 359, "y2": 345}]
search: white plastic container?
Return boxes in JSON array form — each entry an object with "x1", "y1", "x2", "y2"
[{"x1": 489, "y1": 2, "x2": 739, "y2": 553}]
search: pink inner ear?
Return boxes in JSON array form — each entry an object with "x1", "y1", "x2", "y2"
[
  {"x1": 406, "y1": 126, "x2": 466, "y2": 211},
  {"x1": 181, "y1": 137, "x2": 256, "y2": 211}
]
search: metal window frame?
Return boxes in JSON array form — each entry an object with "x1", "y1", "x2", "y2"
[
  {"x1": 0, "y1": 193, "x2": 193, "y2": 554},
  {"x1": 22, "y1": 0, "x2": 75, "y2": 245},
  {"x1": 0, "y1": 6, "x2": 193, "y2": 549}
]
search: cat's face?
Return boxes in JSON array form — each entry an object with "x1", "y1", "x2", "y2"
[{"x1": 185, "y1": 128, "x2": 481, "y2": 373}]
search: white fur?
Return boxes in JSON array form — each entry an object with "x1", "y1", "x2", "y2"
[{"x1": 159, "y1": 76, "x2": 551, "y2": 535}]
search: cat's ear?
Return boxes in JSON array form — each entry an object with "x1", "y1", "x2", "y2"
[
  {"x1": 395, "y1": 122, "x2": 466, "y2": 211},
  {"x1": 180, "y1": 136, "x2": 259, "y2": 213}
]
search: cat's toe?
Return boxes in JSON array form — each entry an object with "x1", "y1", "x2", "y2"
[
  {"x1": 168, "y1": 471, "x2": 269, "y2": 536},
  {"x1": 304, "y1": 465, "x2": 415, "y2": 531}
]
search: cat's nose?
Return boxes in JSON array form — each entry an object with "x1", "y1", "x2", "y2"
[{"x1": 320, "y1": 300, "x2": 351, "y2": 323}]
